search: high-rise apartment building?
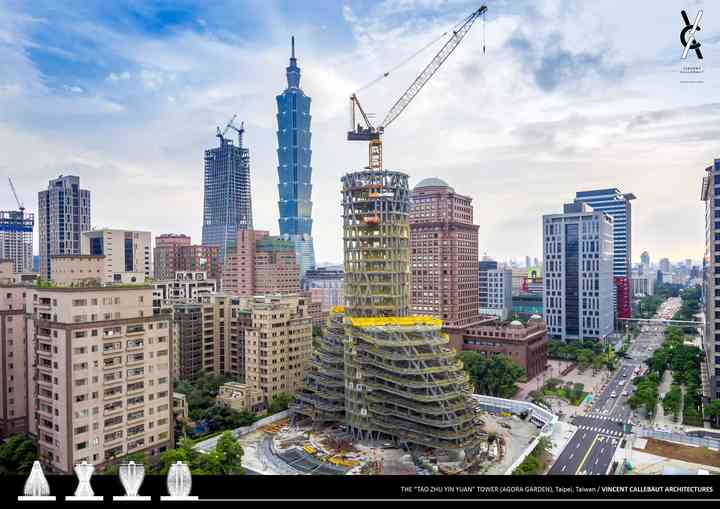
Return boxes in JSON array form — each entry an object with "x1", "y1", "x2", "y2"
[
  {"x1": 0, "y1": 210, "x2": 34, "y2": 273},
  {"x1": 202, "y1": 126, "x2": 253, "y2": 263},
  {"x1": 172, "y1": 293, "x2": 250, "y2": 383},
  {"x1": 478, "y1": 260, "x2": 512, "y2": 319},
  {"x1": 409, "y1": 177, "x2": 479, "y2": 327},
  {"x1": 81, "y1": 229, "x2": 152, "y2": 282},
  {"x1": 220, "y1": 230, "x2": 300, "y2": 297},
  {"x1": 543, "y1": 202, "x2": 614, "y2": 341},
  {"x1": 276, "y1": 37, "x2": 315, "y2": 279},
  {"x1": 27, "y1": 285, "x2": 173, "y2": 473},
  {"x1": 178, "y1": 244, "x2": 221, "y2": 281},
  {"x1": 575, "y1": 188, "x2": 635, "y2": 319},
  {"x1": 244, "y1": 294, "x2": 312, "y2": 402},
  {"x1": 0, "y1": 280, "x2": 29, "y2": 436},
  {"x1": 38, "y1": 175, "x2": 91, "y2": 281},
  {"x1": 640, "y1": 251, "x2": 650, "y2": 269},
  {"x1": 700, "y1": 161, "x2": 720, "y2": 400},
  {"x1": 153, "y1": 234, "x2": 191, "y2": 280},
  {"x1": 152, "y1": 271, "x2": 217, "y2": 315}
]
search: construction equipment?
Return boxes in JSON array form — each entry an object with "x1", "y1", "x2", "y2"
[
  {"x1": 347, "y1": 5, "x2": 487, "y2": 170},
  {"x1": 8, "y1": 177, "x2": 24, "y2": 211},
  {"x1": 216, "y1": 114, "x2": 245, "y2": 146}
]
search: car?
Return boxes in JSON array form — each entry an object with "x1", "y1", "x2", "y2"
[
  {"x1": 610, "y1": 391, "x2": 617, "y2": 398},
  {"x1": 618, "y1": 380, "x2": 625, "y2": 386},
  {"x1": 622, "y1": 390, "x2": 629, "y2": 396}
]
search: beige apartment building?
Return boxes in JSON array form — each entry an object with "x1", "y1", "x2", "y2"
[
  {"x1": 217, "y1": 382, "x2": 265, "y2": 414},
  {"x1": 244, "y1": 294, "x2": 312, "y2": 402},
  {"x1": 172, "y1": 293, "x2": 251, "y2": 383},
  {"x1": 0, "y1": 281, "x2": 30, "y2": 436},
  {"x1": 50, "y1": 255, "x2": 105, "y2": 286},
  {"x1": 27, "y1": 285, "x2": 173, "y2": 473},
  {"x1": 81, "y1": 229, "x2": 152, "y2": 283}
]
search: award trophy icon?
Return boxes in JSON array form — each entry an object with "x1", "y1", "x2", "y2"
[
  {"x1": 66, "y1": 461, "x2": 103, "y2": 501},
  {"x1": 161, "y1": 461, "x2": 198, "y2": 501},
  {"x1": 18, "y1": 461, "x2": 55, "y2": 501},
  {"x1": 114, "y1": 461, "x2": 151, "y2": 501}
]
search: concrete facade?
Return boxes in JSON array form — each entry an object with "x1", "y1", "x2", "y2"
[
  {"x1": 0, "y1": 285, "x2": 29, "y2": 436},
  {"x1": 27, "y1": 286, "x2": 173, "y2": 473},
  {"x1": 81, "y1": 229, "x2": 152, "y2": 282},
  {"x1": 543, "y1": 202, "x2": 614, "y2": 341},
  {"x1": 217, "y1": 382, "x2": 265, "y2": 414},
  {"x1": 152, "y1": 271, "x2": 217, "y2": 314},
  {"x1": 244, "y1": 294, "x2": 312, "y2": 403},
  {"x1": 50, "y1": 255, "x2": 104, "y2": 286},
  {"x1": 153, "y1": 234, "x2": 191, "y2": 280}
]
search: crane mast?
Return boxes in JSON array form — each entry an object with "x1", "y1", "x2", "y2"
[
  {"x1": 347, "y1": 5, "x2": 487, "y2": 171},
  {"x1": 8, "y1": 177, "x2": 24, "y2": 212}
]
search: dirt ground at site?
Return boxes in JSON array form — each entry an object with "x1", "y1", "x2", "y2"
[{"x1": 636, "y1": 438, "x2": 720, "y2": 468}]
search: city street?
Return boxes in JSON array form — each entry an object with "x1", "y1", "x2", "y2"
[{"x1": 549, "y1": 298, "x2": 679, "y2": 475}]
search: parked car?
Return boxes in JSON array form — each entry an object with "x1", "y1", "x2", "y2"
[{"x1": 610, "y1": 391, "x2": 617, "y2": 398}]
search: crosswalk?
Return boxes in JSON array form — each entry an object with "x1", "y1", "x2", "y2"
[
  {"x1": 576, "y1": 424, "x2": 623, "y2": 437},
  {"x1": 586, "y1": 412, "x2": 619, "y2": 420}
]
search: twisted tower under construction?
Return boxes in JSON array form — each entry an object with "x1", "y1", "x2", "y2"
[{"x1": 294, "y1": 170, "x2": 483, "y2": 454}]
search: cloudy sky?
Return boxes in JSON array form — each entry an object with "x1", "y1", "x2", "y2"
[{"x1": 1, "y1": 0, "x2": 717, "y2": 265}]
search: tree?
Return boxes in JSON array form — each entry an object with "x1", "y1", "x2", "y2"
[
  {"x1": 0, "y1": 434, "x2": 36, "y2": 475},
  {"x1": 267, "y1": 392, "x2": 294, "y2": 415},
  {"x1": 458, "y1": 352, "x2": 525, "y2": 398},
  {"x1": 202, "y1": 431, "x2": 244, "y2": 475},
  {"x1": 704, "y1": 400, "x2": 720, "y2": 427},
  {"x1": 159, "y1": 437, "x2": 204, "y2": 475}
]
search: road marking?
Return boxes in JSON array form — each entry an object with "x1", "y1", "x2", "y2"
[
  {"x1": 561, "y1": 465, "x2": 567, "y2": 472},
  {"x1": 575, "y1": 434, "x2": 599, "y2": 475}
]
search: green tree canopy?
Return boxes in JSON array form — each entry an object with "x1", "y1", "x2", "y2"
[
  {"x1": 458, "y1": 352, "x2": 526, "y2": 398},
  {"x1": 0, "y1": 434, "x2": 36, "y2": 475}
]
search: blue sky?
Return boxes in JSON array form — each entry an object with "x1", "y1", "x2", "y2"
[{"x1": 1, "y1": 0, "x2": 718, "y2": 264}]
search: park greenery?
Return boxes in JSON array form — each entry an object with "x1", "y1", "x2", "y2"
[
  {"x1": 512, "y1": 436, "x2": 553, "y2": 475},
  {"x1": 102, "y1": 432, "x2": 245, "y2": 475},
  {"x1": 267, "y1": 392, "x2": 294, "y2": 415},
  {"x1": 0, "y1": 434, "x2": 36, "y2": 475},
  {"x1": 705, "y1": 400, "x2": 720, "y2": 428},
  {"x1": 628, "y1": 323, "x2": 703, "y2": 424},
  {"x1": 547, "y1": 339, "x2": 614, "y2": 373},
  {"x1": 458, "y1": 352, "x2": 526, "y2": 398},
  {"x1": 529, "y1": 378, "x2": 587, "y2": 407}
]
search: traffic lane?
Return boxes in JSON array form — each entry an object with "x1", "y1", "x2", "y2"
[
  {"x1": 581, "y1": 435, "x2": 617, "y2": 475},
  {"x1": 549, "y1": 429, "x2": 598, "y2": 475}
]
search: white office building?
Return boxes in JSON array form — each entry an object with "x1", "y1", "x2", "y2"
[
  {"x1": 81, "y1": 229, "x2": 152, "y2": 282},
  {"x1": 543, "y1": 202, "x2": 614, "y2": 341}
]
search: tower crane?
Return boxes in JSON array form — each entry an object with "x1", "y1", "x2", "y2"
[
  {"x1": 347, "y1": 5, "x2": 487, "y2": 171},
  {"x1": 228, "y1": 120, "x2": 245, "y2": 148},
  {"x1": 8, "y1": 177, "x2": 24, "y2": 212},
  {"x1": 216, "y1": 114, "x2": 238, "y2": 141}
]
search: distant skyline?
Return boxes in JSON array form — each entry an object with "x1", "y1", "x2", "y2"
[{"x1": 1, "y1": 0, "x2": 717, "y2": 263}]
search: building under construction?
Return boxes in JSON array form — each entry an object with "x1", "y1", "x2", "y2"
[
  {"x1": 293, "y1": 170, "x2": 484, "y2": 456},
  {"x1": 0, "y1": 210, "x2": 33, "y2": 273}
]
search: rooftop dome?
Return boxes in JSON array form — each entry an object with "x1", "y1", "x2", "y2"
[
  {"x1": 510, "y1": 320, "x2": 523, "y2": 327},
  {"x1": 414, "y1": 177, "x2": 451, "y2": 190},
  {"x1": 530, "y1": 314, "x2": 542, "y2": 321}
]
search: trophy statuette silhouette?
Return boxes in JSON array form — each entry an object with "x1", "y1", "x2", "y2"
[
  {"x1": 113, "y1": 460, "x2": 151, "y2": 501},
  {"x1": 18, "y1": 461, "x2": 56, "y2": 501},
  {"x1": 66, "y1": 461, "x2": 103, "y2": 501},
  {"x1": 161, "y1": 461, "x2": 198, "y2": 501}
]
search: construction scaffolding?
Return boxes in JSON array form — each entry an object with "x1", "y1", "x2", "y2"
[
  {"x1": 0, "y1": 210, "x2": 34, "y2": 273},
  {"x1": 292, "y1": 308, "x2": 347, "y2": 425},
  {"x1": 341, "y1": 170, "x2": 411, "y2": 318},
  {"x1": 344, "y1": 320, "x2": 483, "y2": 452},
  {"x1": 292, "y1": 169, "x2": 485, "y2": 459}
]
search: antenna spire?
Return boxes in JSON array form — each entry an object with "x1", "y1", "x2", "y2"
[{"x1": 291, "y1": 35, "x2": 295, "y2": 59}]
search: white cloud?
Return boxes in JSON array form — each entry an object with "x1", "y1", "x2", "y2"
[{"x1": 0, "y1": 0, "x2": 716, "y2": 265}]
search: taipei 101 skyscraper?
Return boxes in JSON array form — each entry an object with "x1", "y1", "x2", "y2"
[{"x1": 276, "y1": 36, "x2": 315, "y2": 278}]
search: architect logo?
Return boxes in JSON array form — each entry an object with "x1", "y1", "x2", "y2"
[
  {"x1": 680, "y1": 9, "x2": 703, "y2": 60},
  {"x1": 680, "y1": 9, "x2": 704, "y2": 81}
]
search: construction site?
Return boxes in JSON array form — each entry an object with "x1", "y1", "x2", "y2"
[{"x1": 287, "y1": 6, "x2": 493, "y2": 473}]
